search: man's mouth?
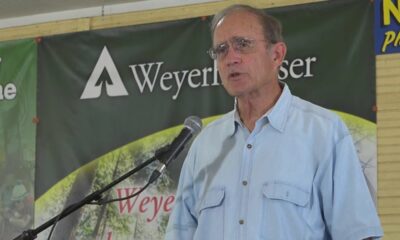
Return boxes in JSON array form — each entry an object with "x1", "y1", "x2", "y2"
[{"x1": 229, "y1": 72, "x2": 241, "y2": 78}]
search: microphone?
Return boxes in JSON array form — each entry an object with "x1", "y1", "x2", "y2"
[{"x1": 149, "y1": 116, "x2": 202, "y2": 183}]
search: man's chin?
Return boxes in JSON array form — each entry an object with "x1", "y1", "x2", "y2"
[
  {"x1": 225, "y1": 88, "x2": 247, "y2": 98},
  {"x1": 223, "y1": 83, "x2": 248, "y2": 97}
]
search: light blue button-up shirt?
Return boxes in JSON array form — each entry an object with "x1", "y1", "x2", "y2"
[{"x1": 165, "y1": 84, "x2": 383, "y2": 240}]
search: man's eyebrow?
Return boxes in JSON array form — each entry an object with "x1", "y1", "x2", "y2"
[{"x1": 214, "y1": 36, "x2": 245, "y2": 46}]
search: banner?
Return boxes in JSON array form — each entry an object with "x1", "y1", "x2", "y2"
[
  {"x1": 0, "y1": 0, "x2": 374, "y2": 239},
  {"x1": 374, "y1": 0, "x2": 400, "y2": 54},
  {"x1": 0, "y1": 39, "x2": 37, "y2": 239}
]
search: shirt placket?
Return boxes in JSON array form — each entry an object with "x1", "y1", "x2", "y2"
[
  {"x1": 238, "y1": 126, "x2": 261, "y2": 240},
  {"x1": 237, "y1": 119, "x2": 267, "y2": 240}
]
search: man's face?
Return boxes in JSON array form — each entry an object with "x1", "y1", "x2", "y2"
[{"x1": 213, "y1": 11, "x2": 282, "y2": 97}]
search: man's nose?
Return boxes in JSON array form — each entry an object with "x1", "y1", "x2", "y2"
[{"x1": 225, "y1": 47, "x2": 242, "y2": 66}]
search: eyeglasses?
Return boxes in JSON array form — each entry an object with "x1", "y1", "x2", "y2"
[{"x1": 207, "y1": 36, "x2": 266, "y2": 60}]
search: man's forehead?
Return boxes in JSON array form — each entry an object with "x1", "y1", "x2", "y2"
[
  {"x1": 213, "y1": 11, "x2": 263, "y2": 42},
  {"x1": 217, "y1": 10, "x2": 259, "y2": 27}
]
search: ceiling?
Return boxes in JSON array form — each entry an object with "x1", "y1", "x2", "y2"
[
  {"x1": 0, "y1": 0, "x2": 146, "y2": 19},
  {"x1": 0, "y1": 0, "x2": 216, "y2": 28}
]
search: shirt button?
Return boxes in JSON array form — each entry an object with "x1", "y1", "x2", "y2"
[
  {"x1": 247, "y1": 144, "x2": 252, "y2": 149},
  {"x1": 239, "y1": 219, "x2": 245, "y2": 225},
  {"x1": 242, "y1": 180, "x2": 248, "y2": 186}
]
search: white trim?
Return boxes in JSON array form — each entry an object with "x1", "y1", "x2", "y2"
[
  {"x1": 0, "y1": 0, "x2": 220, "y2": 29},
  {"x1": 0, "y1": 7, "x2": 101, "y2": 29},
  {"x1": 104, "y1": 0, "x2": 218, "y2": 15}
]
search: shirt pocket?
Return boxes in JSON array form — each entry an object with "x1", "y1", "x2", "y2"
[
  {"x1": 260, "y1": 182, "x2": 310, "y2": 240},
  {"x1": 194, "y1": 187, "x2": 225, "y2": 240}
]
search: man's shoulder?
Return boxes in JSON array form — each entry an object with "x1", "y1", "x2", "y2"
[
  {"x1": 195, "y1": 111, "x2": 234, "y2": 139},
  {"x1": 286, "y1": 95, "x2": 350, "y2": 143},
  {"x1": 205, "y1": 111, "x2": 234, "y2": 128},
  {"x1": 187, "y1": 111, "x2": 234, "y2": 155},
  {"x1": 290, "y1": 95, "x2": 340, "y2": 123}
]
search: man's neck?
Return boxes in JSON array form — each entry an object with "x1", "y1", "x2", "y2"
[{"x1": 237, "y1": 82, "x2": 282, "y2": 132}]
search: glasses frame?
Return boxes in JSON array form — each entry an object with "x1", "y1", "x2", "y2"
[{"x1": 207, "y1": 36, "x2": 267, "y2": 60}]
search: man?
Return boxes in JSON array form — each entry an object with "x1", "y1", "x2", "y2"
[{"x1": 165, "y1": 4, "x2": 383, "y2": 240}]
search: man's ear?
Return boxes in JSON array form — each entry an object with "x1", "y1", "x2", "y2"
[{"x1": 272, "y1": 42, "x2": 287, "y2": 67}]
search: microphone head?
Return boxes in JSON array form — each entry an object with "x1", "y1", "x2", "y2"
[{"x1": 184, "y1": 116, "x2": 202, "y2": 134}]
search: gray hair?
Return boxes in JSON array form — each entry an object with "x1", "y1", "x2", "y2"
[{"x1": 210, "y1": 4, "x2": 284, "y2": 44}]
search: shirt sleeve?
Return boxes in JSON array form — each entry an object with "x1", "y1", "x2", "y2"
[
  {"x1": 164, "y1": 145, "x2": 198, "y2": 240},
  {"x1": 320, "y1": 121, "x2": 383, "y2": 240}
]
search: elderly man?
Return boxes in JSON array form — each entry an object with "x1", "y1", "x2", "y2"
[{"x1": 165, "y1": 4, "x2": 383, "y2": 240}]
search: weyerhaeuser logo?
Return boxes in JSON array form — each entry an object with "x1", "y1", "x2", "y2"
[
  {"x1": 80, "y1": 46, "x2": 220, "y2": 100},
  {"x1": 81, "y1": 46, "x2": 317, "y2": 100},
  {"x1": 80, "y1": 47, "x2": 129, "y2": 99},
  {"x1": 0, "y1": 57, "x2": 17, "y2": 101}
]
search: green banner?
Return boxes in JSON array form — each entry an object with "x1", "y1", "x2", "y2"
[
  {"x1": 0, "y1": 38, "x2": 37, "y2": 239},
  {"x1": 274, "y1": 0, "x2": 375, "y2": 121}
]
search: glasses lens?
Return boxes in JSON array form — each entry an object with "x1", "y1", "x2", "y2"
[
  {"x1": 232, "y1": 37, "x2": 253, "y2": 52},
  {"x1": 209, "y1": 37, "x2": 257, "y2": 60},
  {"x1": 216, "y1": 44, "x2": 229, "y2": 59},
  {"x1": 208, "y1": 43, "x2": 229, "y2": 60},
  {"x1": 208, "y1": 43, "x2": 228, "y2": 60},
  {"x1": 207, "y1": 48, "x2": 217, "y2": 60}
]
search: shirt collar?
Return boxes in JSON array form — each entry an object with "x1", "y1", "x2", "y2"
[
  {"x1": 225, "y1": 110, "x2": 238, "y2": 137},
  {"x1": 230, "y1": 82, "x2": 292, "y2": 135},
  {"x1": 233, "y1": 98, "x2": 243, "y2": 127},
  {"x1": 267, "y1": 83, "x2": 292, "y2": 133}
]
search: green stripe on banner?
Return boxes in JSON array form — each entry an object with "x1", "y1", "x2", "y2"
[{"x1": 0, "y1": 38, "x2": 37, "y2": 239}]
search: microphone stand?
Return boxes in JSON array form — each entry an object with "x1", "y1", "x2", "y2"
[{"x1": 12, "y1": 147, "x2": 168, "y2": 240}]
